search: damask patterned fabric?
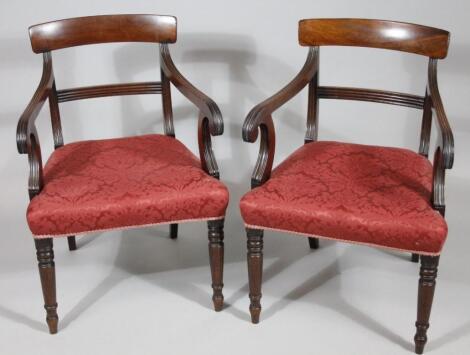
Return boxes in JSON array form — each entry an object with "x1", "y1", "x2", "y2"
[
  {"x1": 28, "y1": 134, "x2": 229, "y2": 238},
  {"x1": 240, "y1": 141, "x2": 447, "y2": 255}
]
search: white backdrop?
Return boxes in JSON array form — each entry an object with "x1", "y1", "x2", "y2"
[{"x1": 1, "y1": 1, "x2": 469, "y2": 354}]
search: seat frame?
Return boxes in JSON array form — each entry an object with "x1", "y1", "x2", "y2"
[
  {"x1": 242, "y1": 19, "x2": 454, "y2": 354},
  {"x1": 17, "y1": 14, "x2": 225, "y2": 334}
]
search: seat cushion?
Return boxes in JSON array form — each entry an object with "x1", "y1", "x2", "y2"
[
  {"x1": 28, "y1": 134, "x2": 229, "y2": 237},
  {"x1": 240, "y1": 141, "x2": 447, "y2": 255}
]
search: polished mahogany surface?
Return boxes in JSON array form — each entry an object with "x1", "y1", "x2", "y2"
[
  {"x1": 299, "y1": 18, "x2": 450, "y2": 58},
  {"x1": 29, "y1": 14, "x2": 177, "y2": 53}
]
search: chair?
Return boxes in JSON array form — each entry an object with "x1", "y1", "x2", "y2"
[
  {"x1": 240, "y1": 19, "x2": 453, "y2": 354},
  {"x1": 17, "y1": 14, "x2": 229, "y2": 334}
]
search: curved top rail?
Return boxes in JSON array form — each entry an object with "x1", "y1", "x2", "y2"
[
  {"x1": 29, "y1": 14, "x2": 177, "y2": 53},
  {"x1": 299, "y1": 18, "x2": 449, "y2": 58}
]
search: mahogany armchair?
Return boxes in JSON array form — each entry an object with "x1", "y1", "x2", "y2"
[
  {"x1": 17, "y1": 15, "x2": 228, "y2": 333},
  {"x1": 240, "y1": 19, "x2": 454, "y2": 354}
]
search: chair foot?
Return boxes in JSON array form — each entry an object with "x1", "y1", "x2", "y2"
[
  {"x1": 35, "y1": 238, "x2": 59, "y2": 334},
  {"x1": 308, "y1": 237, "x2": 319, "y2": 249},
  {"x1": 249, "y1": 303, "x2": 261, "y2": 324},
  {"x1": 414, "y1": 255, "x2": 439, "y2": 354},
  {"x1": 208, "y1": 220, "x2": 224, "y2": 311},
  {"x1": 67, "y1": 236, "x2": 77, "y2": 251},
  {"x1": 247, "y1": 228, "x2": 263, "y2": 324},
  {"x1": 411, "y1": 253, "x2": 419, "y2": 263},
  {"x1": 170, "y1": 223, "x2": 178, "y2": 239}
]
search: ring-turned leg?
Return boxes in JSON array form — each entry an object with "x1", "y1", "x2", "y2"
[
  {"x1": 411, "y1": 253, "x2": 419, "y2": 263},
  {"x1": 35, "y1": 238, "x2": 58, "y2": 334},
  {"x1": 414, "y1": 255, "x2": 439, "y2": 354},
  {"x1": 67, "y1": 236, "x2": 77, "y2": 251},
  {"x1": 170, "y1": 224, "x2": 178, "y2": 239},
  {"x1": 247, "y1": 228, "x2": 263, "y2": 323},
  {"x1": 208, "y1": 219, "x2": 224, "y2": 311},
  {"x1": 308, "y1": 237, "x2": 319, "y2": 249}
]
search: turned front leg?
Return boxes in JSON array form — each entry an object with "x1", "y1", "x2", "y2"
[
  {"x1": 35, "y1": 238, "x2": 58, "y2": 334},
  {"x1": 208, "y1": 220, "x2": 224, "y2": 311},
  {"x1": 414, "y1": 255, "x2": 439, "y2": 354},
  {"x1": 247, "y1": 228, "x2": 263, "y2": 324}
]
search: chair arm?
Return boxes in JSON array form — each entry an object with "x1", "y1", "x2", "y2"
[
  {"x1": 427, "y1": 59, "x2": 454, "y2": 213},
  {"x1": 159, "y1": 44, "x2": 223, "y2": 178},
  {"x1": 16, "y1": 53, "x2": 54, "y2": 199},
  {"x1": 16, "y1": 52, "x2": 53, "y2": 154},
  {"x1": 159, "y1": 43, "x2": 223, "y2": 136},
  {"x1": 242, "y1": 47, "x2": 318, "y2": 143},
  {"x1": 428, "y1": 58, "x2": 454, "y2": 170},
  {"x1": 242, "y1": 47, "x2": 318, "y2": 186}
]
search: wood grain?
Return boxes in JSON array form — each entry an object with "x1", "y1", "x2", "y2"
[
  {"x1": 29, "y1": 14, "x2": 177, "y2": 53},
  {"x1": 299, "y1": 18, "x2": 449, "y2": 58}
]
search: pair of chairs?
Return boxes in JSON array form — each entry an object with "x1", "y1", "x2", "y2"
[{"x1": 17, "y1": 15, "x2": 453, "y2": 354}]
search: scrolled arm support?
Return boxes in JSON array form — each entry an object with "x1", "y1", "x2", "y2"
[
  {"x1": 250, "y1": 118, "x2": 275, "y2": 188},
  {"x1": 242, "y1": 47, "x2": 318, "y2": 186},
  {"x1": 17, "y1": 52, "x2": 53, "y2": 154},
  {"x1": 159, "y1": 44, "x2": 223, "y2": 136},
  {"x1": 427, "y1": 59, "x2": 454, "y2": 212},
  {"x1": 431, "y1": 147, "x2": 446, "y2": 214},
  {"x1": 27, "y1": 128, "x2": 44, "y2": 199},
  {"x1": 17, "y1": 52, "x2": 54, "y2": 199},
  {"x1": 198, "y1": 114, "x2": 219, "y2": 178},
  {"x1": 160, "y1": 44, "x2": 223, "y2": 178}
]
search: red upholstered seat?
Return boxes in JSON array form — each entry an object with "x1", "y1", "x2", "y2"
[
  {"x1": 27, "y1": 134, "x2": 229, "y2": 237},
  {"x1": 240, "y1": 141, "x2": 447, "y2": 255}
]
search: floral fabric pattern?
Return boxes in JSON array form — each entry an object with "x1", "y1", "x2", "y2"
[
  {"x1": 28, "y1": 134, "x2": 229, "y2": 238},
  {"x1": 240, "y1": 141, "x2": 447, "y2": 255}
]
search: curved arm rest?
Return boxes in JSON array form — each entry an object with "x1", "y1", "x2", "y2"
[
  {"x1": 17, "y1": 52, "x2": 53, "y2": 154},
  {"x1": 242, "y1": 47, "x2": 318, "y2": 187},
  {"x1": 242, "y1": 47, "x2": 318, "y2": 143},
  {"x1": 428, "y1": 58, "x2": 454, "y2": 169},
  {"x1": 159, "y1": 43, "x2": 223, "y2": 136}
]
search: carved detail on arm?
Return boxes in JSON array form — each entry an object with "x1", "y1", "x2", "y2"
[
  {"x1": 17, "y1": 52, "x2": 54, "y2": 199},
  {"x1": 250, "y1": 118, "x2": 275, "y2": 188},
  {"x1": 198, "y1": 114, "x2": 219, "y2": 178},
  {"x1": 161, "y1": 68, "x2": 175, "y2": 137},
  {"x1": 243, "y1": 47, "x2": 318, "y2": 187},
  {"x1": 418, "y1": 90, "x2": 432, "y2": 157},
  {"x1": 305, "y1": 49, "x2": 320, "y2": 143},
  {"x1": 28, "y1": 128, "x2": 44, "y2": 199},
  {"x1": 48, "y1": 80, "x2": 64, "y2": 149},
  {"x1": 427, "y1": 58, "x2": 454, "y2": 211},
  {"x1": 431, "y1": 147, "x2": 446, "y2": 214}
]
